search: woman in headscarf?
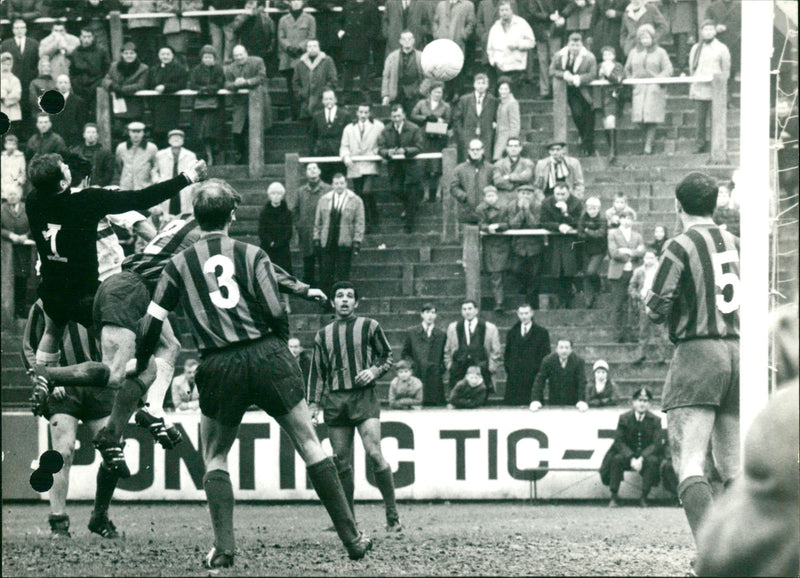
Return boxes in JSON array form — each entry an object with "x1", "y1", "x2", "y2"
[
  {"x1": 188, "y1": 45, "x2": 225, "y2": 166},
  {"x1": 102, "y1": 42, "x2": 150, "y2": 141}
]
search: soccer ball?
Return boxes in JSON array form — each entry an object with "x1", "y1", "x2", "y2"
[{"x1": 421, "y1": 39, "x2": 465, "y2": 82}]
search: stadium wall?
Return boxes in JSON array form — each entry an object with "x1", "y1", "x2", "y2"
[{"x1": 2, "y1": 409, "x2": 670, "y2": 502}]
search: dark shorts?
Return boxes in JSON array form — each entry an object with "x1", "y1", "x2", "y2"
[
  {"x1": 43, "y1": 386, "x2": 115, "y2": 423},
  {"x1": 39, "y1": 283, "x2": 97, "y2": 329},
  {"x1": 323, "y1": 387, "x2": 381, "y2": 427},
  {"x1": 93, "y1": 270, "x2": 150, "y2": 332},
  {"x1": 662, "y1": 339, "x2": 740, "y2": 414},
  {"x1": 196, "y1": 335, "x2": 305, "y2": 426}
]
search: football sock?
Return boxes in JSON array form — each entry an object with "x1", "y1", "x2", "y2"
[
  {"x1": 93, "y1": 462, "x2": 119, "y2": 516},
  {"x1": 678, "y1": 475, "x2": 713, "y2": 542},
  {"x1": 374, "y1": 466, "x2": 399, "y2": 522},
  {"x1": 307, "y1": 457, "x2": 359, "y2": 545},
  {"x1": 334, "y1": 455, "x2": 355, "y2": 517},
  {"x1": 143, "y1": 358, "x2": 174, "y2": 419},
  {"x1": 203, "y1": 469, "x2": 235, "y2": 553},
  {"x1": 105, "y1": 377, "x2": 148, "y2": 440}
]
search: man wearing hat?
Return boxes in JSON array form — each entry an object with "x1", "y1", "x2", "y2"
[
  {"x1": 599, "y1": 387, "x2": 664, "y2": 507},
  {"x1": 155, "y1": 129, "x2": 198, "y2": 216},
  {"x1": 586, "y1": 359, "x2": 616, "y2": 407},
  {"x1": 534, "y1": 140, "x2": 584, "y2": 198},
  {"x1": 115, "y1": 121, "x2": 158, "y2": 190},
  {"x1": 540, "y1": 178, "x2": 582, "y2": 309}
]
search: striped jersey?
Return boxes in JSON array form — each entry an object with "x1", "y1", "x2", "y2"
[
  {"x1": 123, "y1": 214, "x2": 201, "y2": 292},
  {"x1": 307, "y1": 316, "x2": 393, "y2": 404},
  {"x1": 21, "y1": 300, "x2": 98, "y2": 370},
  {"x1": 646, "y1": 224, "x2": 740, "y2": 343},
  {"x1": 138, "y1": 232, "x2": 288, "y2": 358}
]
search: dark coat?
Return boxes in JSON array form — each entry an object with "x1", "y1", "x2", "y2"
[
  {"x1": 586, "y1": 379, "x2": 616, "y2": 407},
  {"x1": 310, "y1": 107, "x2": 349, "y2": 156},
  {"x1": 577, "y1": 211, "x2": 608, "y2": 257},
  {"x1": 504, "y1": 321, "x2": 551, "y2": 405},
  {"x1": 71, "y1": 142, "x2": 116, "y2": 187},
  {"x1": 453, "y1": 92, "x2": 499, "y2": 162},
  {"x1": 50, "y1": 93, "x2": 86, "y2": 148},
  {"x1": 28, "y1": 74, "x2": 55, "y2": 115},
  {"x1": 531, "y1": 351, "x2": 587, "y2": 405},
  {"x1": 705, "y1": 0, "x2": 741, "y2": 49},
  {"x1": 295, "y1": 179, "x2": 332, "y2": 257},
  {"x1": 599, "y1": 408, "x2": 663, "y2": 486},
  {"x1": 341, "y1": 0, "x2": 381, "y2": 63},
  {"x1": 377, "y1": 120, "x2": 425, "y2": 183},
  {"x1": 224, "y1": 56, "x2": 272, "y2": 134},
  {"x1": 383, "y1": 0, "x2": 432, "y2": 55},
  {"x1": 232, "y1": 9, "x2": 276, "y2": 64},
  {"x1": 450, "y1": 157, "x2": 494, "y2": 224},
  {"x1": 188, "y1": 63, "x2": 225, "y2": 109},
  {"x1": 526, "y1": 0, "x2": 564, "y2": 40},
  {"x1": 147, "y1": 61, "x2": 188, "y2": 132},
  {"x1": 541, "y1": 193, "x2": 582, "y2": 276},
  {"x1": 69, "y1": 43, "x2": 110, "y2": 100},
  {"x1": 292, "y1": 52, "x2": 338, "y2": 119},
  {"x1": 590, "y1": 0, "x2": 627, "y2": 59},
  {"x1": 25, "y1": 130, "x2": 66, "y2": 161},
  {"x1": 102, "y1": 60, "x2": 150, "y2": 120},
  {"x1": 402, "y1": 324, "x2": 447, "y2": 406},
  {"x1": 4, "y1": 0, "x2": 44, "y2": 22},
  {"x1": 258, "y1": 200, "x2": 293, "y2": 274},
  {"x1": 0, "y1": 36, "x2": 39, "y2": 104},
  {"x1": 476, "y1": 202, "x2": 510, "y2": 273}
]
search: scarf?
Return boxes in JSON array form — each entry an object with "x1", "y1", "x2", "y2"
[
  {"x1": 691, "y1": 38, "x2": 713, "y2": 74},
  {"x1": 117, "y1": 58, "x2": 140, "y2": 78},
  {"x1": 625, "y1": 3, "x2": 646, "y2": 22},
  {"x1": 547, "y1": 158, "x2": 569, "y2": 189},
  {"x1": 290, "y1": 8, "x2": 303, "y2": 19}
]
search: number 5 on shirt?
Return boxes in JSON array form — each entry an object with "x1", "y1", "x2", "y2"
[{"x1": 712, "y1": 250, "x2": 740, "y2": 314}]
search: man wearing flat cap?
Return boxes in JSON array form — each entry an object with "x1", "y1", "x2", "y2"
[
  {"x1": 540, "y1": 178, "x2": 582, "y2": 309},
  {"x1": 534, "y1": 140, "x2": 584, "y2": 198},
  {"x1": 115, "y1": 121, "x2": 158, "y2": 190},
  {"x1": 600, "y1": 388, "x2": 664, "y2": 507},
  {"x1": 155, "y1": 129, "x2": 198, "y2": 216}
]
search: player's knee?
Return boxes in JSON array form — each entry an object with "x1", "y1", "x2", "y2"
[{"x1": 365, "y1": 449, "x2": 386, "y2": 470}]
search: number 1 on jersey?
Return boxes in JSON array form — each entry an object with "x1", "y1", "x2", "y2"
[{"x1": 204, "y1": 254, "x2": 240, "y2": 309}]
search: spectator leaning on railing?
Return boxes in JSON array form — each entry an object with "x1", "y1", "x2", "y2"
[
  {"x1": 540, "y1": 178, "x2": 582, "y2": 309},
  {"x1": 529, "y1": 338, "x2": 589, "y2": 412},
  {"x1": 188, "y1": 45, "x2": 226, "y2": 166},
  {"x1": 476, "y1": 185, "x2": 510, "y2": 313},
  {"x1": 102, "y1": 42, "x2": 149, "y2": 141},
  {"x1": 586, "y1": 359, "x2": 616, "y2": 407},
  {"x1": 146, "y1": 45, "x2": 188, "y2": 149},
  {"x1": 224, "y1": 44, "x2": 270, "y2": 164},
  {"x1": 507, "y1": 185, "x2": 546, "y2": 310}
]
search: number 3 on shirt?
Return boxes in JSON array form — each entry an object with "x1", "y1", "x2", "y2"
[
  {"x1": 712, "y1": 250, "x2": 740, "y2": 314},
  {"x1": 204, "y1": 255, "x2": 240, "y2": 309}
]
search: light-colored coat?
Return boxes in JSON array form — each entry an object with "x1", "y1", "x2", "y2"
[
  {"x1": 624, "y1": 45, "x2": 673, "y2": 124},
  {"x1": 121, "y1": 0, "x2": 160, "y2": 29},
  {"x1": 0, "y1": 72, "x2": 22, "y2": 122},
  {"x1": 313, "y1": 190, "x2": 366, "y2": 248},
  {"x1": 277, "y1": 12, "x2": 317, "y2": 71},
  {"x1": 38, "y1": 31, "x2": 80, "y2": 80},
  {"x1": 339, "y1": 119, "x2": 386, "y2": 178},
  {"x1": 486, "y1": 15, "x2": 535, "y2": 72},
  {"x1": 1, "y1": 150, "x2": 26, "y2": 200},
  {"x1": 534, "y1": 155, "x2": 585, "y2": 198},
  {"x1": 154, "y1": 147, "x2": 198, "y2": 215},
  {"x1": 433, "y1": 0, "x2": 476, "y2": 50},
  {"x1": 158, "y1": 0, "x2": 203, "y2": 35},
  {"x1": 444, "y1": 318, "x2": 502, "y2": 374},
  {"x1": 115, "y1": 141, "x2": 158, "y2": 190},
  {"x1": 549, "y1": 45, "x2": 597, "y2": 105},
  {"x1": 381, "y1": 49, "x2": 423, "y2": 103},
  {"x1": 493, "y1": 96, "x2": 521, "y2": 160},
  {"x1": 224, "y1": 56, "x2": 270, "y2": 134},
  {"x1": 383, "y1": 0, "x2": 432, "y2": 55},
  {"x1": 688, "y1": 38, "x2": 730, "y2": 101},
  {"x1": 607, "y1": 226, "x2": 645, "y2": 280}
]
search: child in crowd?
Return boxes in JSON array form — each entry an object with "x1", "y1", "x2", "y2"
[
  {"x1": 597, "y1": 46, "x2": 626, "y2": 164},
  {"x1": 447, "y1": 365, "x2": 488, "y2": 409},
  {"x1": 388, "y1": 359, "x2": 423, "y2": 410},
  {"x1": 586, "y1": 359, "x2": 616, "y2": 407},
  {"x1": 1, "y1": 134, "x2": 26, "y2": 201},
  {"x1": 0, "y1": 182, "x2": 32, "y2": 318},
  {"x1": 629, "y1": 248, "x2": 668, "y2": 364},
  {"x1": 476, "y1": 186, "x2": 510, "y2": 313},
  {"x1": 577, "y1": 196, "x2": 608, "y2": 309},
  {"x1": 712, "y1": 181, "x2": 740, "y2": 237},
  {"x1": 605, "y1": 192, "x2": 637, "y2": 229},
  {"x1": 258, "y1": 182, "x2": 294, "y2": 313},
  {"x1": 648, "y1": 224, "x2": 668, "y2": 257}
]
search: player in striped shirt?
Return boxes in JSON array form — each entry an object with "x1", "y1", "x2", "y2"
[
  {"x1": 22, "y1": 300, "x2": 121, "y2": 539},
  {"x1": 133, "y1": 180, "x2": 372, "y2": 568},
  {"x1": 645, "y1": 172, "x2": 740, "y2": 555},
  {"x1": 307, "y1": 282, "x2": 402, "y2": 532}
]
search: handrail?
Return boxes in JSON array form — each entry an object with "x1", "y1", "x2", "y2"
[
  {"x1": 589, "y1": 75, "x2": 713, "y2": 86},
  {"x1": 481, "y1": 229, "x2": 565, "y2": 236},
  {"x1": 298, "y1": 153, "x2": 444, "y2": 163},
  {"x1": 131, "y1": 89, "x2": 248, "y2": 96}
]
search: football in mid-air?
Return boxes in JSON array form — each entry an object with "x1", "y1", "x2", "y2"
[{"x1": 421, "y1": 39, "x2": 465, "y2": 82}]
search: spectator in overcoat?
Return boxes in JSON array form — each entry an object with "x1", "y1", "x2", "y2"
[
  {"x1": 382, "y1": 31, "x2": 424, "y2": 119},
  {"x1": 453, "y1": 73, "x2": 498, "y2": 162},
  {"x1": 278, "y1": 0, "x2": 317, "y2": 119},
  {"x1": 1, "y1": 183, "x2": 33, "y2": 318},
  {"x1": 340, "y1": 0, "x2": 381, "y2": 99},
  {"x1": 492, "y1": 136, "x2": 533, "y2": 204},
  {"x1": 295, "y1": 163, "x2": 331, "y2": 285},
  {"x1": 476, "y1": 0, "x2": 519, "y2": 70},
  {"x1": 102, "y1": 42, "x2": 149, "y2": 141},
  {"x1": 562, "y1": 0, "x2": 594, "y2": 50},
  {"x1": 69, "y1": 28, "x2": 109, "y2": 113},
  {"x1": 597, "y1": 44, "x2": 625, "y2": 163},
  {"x1": 293, "y1": 39, "x2": 338, "y2": 121},
  {"x1": 259, "y1": 182, "x2": 295, "y2": 312},
  {"x1": 188, "y1": 45, "x2": 226, "y2": 166},
  {"x1": 121, "y1": 0, "x2": 161, "y2": 66},
  {"x1": 433, "y1": 0, "x2": 476, "y2": 51},
  {"x1": 476, "y1": 186, "x2": 510, "y2": 312},
  {"x1": 50, "y1": 75, "x2": 86, "y2": 148},
  {"x1": 310, "y1": 89, "x2": 348, "y2": 183},
  {"x1": 340, "y1": 102, "x2": 385, "y2": 232},
  {"x1": 0, "y1": 53, "x2": 23, "y2": 136},
  {"x1": 402, "y1": 303, "x2": 448, "y2": 407},
  {"x1": 600, "y1": 388, "x2": 663, "y2": 506},
  {"x1": 383, "y1": 0, "x2": 432, "y2": 56},
  {"x1": 619, "y1": 0, "x2": 667, "y2": 57},
  {"x1": 147, "y1": 45, "x2": 188, "y2": 148},
  {"x1": 492, "y1": 77, "x2": 521, "y2": 162},
  {"x1": 606, "y1": 208, "x2": 644, "y2": 342},
  {"x1": 526, "y1": 0, "x2": 565, "y2": 98},
  {"x1": 486, "y1": 0, "x2": 534, "y2": 88},
  {"x1": 25, "y1": 113, "x2": 66, "y2": 161},
  {"x1": 1, "y1": 135, "x2": 26, "y2": 202},
  {"x1": 451, "y1": 138, "x2": 494, "y2": 224},
  {"x1": 208, "y1": 0, "x2": 241, "y2": 65},
  {"x1": 157, "y1": 0, "x2": 203, "y2": 60},
  {"x1": 444, "y1": 299, "x2": 502, "y2": 395},
  {"x1": 410, "y1": 80, "x2": 451, "y2": 202},
  {"x1": 115, "y1": 121, "x2": 158, "y2": 189},
  {"x1": 541, "y1": 179, "x2": 582, "y2": 308},
  {"x1": 705, "y1": 0, "x2": 740, "y2": 95},
  {"x1": 577, "y1": 196, "x2": 607, "y2": 309},
  {"x1": 504, "y1": 303, "x2": 551, "y2": 405},
  {"x1": 1, "y1": 20, "x2": 39, "y2": 123},
  {"x1": 665, "y1": 0, "x2": 697, "y2": 76},
  {"x1": 507, "y1": 185, "x2": 546, "y2": 309},
  {"x1": 232, "y1": 0, "x2": 276, "y2": 72},
  {"x1": 549, "y1": 31, "x2": 597, "y2": 156},
  {"x1": 224, "y1": 45, "x2": 270, "y2": 164},
  {"x1": 624, "y1": 23, "x2": 672, "y2": 155},
  {"x1": 534, "y1": 140, "x2": 584, "y2": 197},
  {"x1": 71, "y1": 123, "x2": 115, "y2": 187},
  {"x1": 377, "y1": 104, "x2": 426, "y2": 233},
  {"x1": 688, "y1": 20, "x2": 730, "y2": 154},
  {"x1": 154, "y1": 129, "x2": 198, "y2": 215},
  {"x1": 38, "y1": 22, "x2": 79, "y2": 80},
  {"x1": 529, "y1": 338, "x2": 589, "y2": 410},
  {"x1": 590, "y1": 0, "x2": 626, "y2": 61}
]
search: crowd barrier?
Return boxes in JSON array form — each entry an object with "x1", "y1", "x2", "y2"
[{"x1": 2, "y1": 408, "x2": 671, "y2": 502}]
